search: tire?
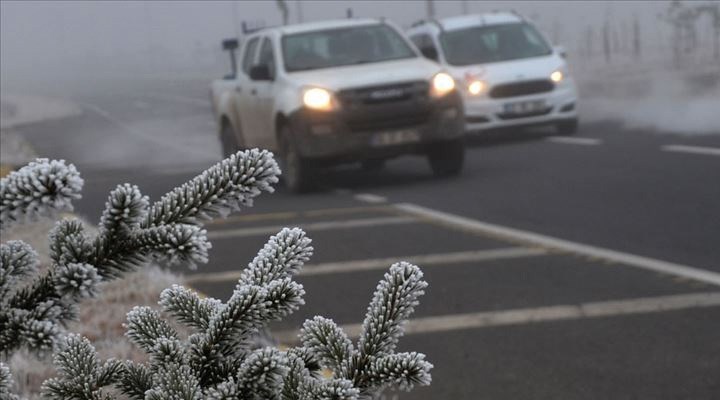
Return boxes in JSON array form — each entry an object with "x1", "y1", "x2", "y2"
[
  {"x1": 220, "y1": 120, "x2": 244, "y2": 158},
  {"x1": 278, "y1": 125, "x2": 313, "y2": 193},
  {"x1": 361, "y1": 159, "x2": 385, "y2": 172},
  {"x1": 427, "y1": 138, "x2": 465, "y2": 177},
  {"x1": 556, "y1": 118, "x2": 579, "y2": 136}
]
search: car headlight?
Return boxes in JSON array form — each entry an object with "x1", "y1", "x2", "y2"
[
  {"x1": 431, "y1": 72, "x2": 456, "y2": 97},
  {"x1": 303, "y1": 87, "x2": 337, "y2": 111},
  {"x1": 467, "y1": 80, "x2": 487, "y2": 95},
  {"x1": 550, "y1": 70, "x2": 564, "y2": 83}
]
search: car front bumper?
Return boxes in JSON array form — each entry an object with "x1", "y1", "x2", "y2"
[
  {"x1": 287, "y1": 92, "x2": 464, "y2": 163},
  {"x1": 463, "y1": 82, "x2": 578, "y2": 132}
]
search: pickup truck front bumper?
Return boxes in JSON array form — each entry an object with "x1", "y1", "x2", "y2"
[{"x1": 286, "y1": 91, "x2": 464, "y2": 164}]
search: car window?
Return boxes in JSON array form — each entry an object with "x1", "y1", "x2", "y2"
[
  {"x1": 440, "y1": 22, "x2": 552, "y2": 66},
  {"x1": 241, "y1": 37, "x2": 260, "y2": 74},
  {"x1": 410, "y1": 34, "x2": 435, "y2": 51},
  {"x1": 257, "y1": 37, "x2": 276, "y2": 79}
]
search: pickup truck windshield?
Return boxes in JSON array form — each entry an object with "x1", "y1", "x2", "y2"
[
  {"x1": 440, "y1": 22, "x2": 552, "y2": 66},
  {"x1": 282, "y1": 24, "x2": 416, "y2": 72}
]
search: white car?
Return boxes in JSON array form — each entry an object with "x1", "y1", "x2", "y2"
[
  {"x1": 407, "y1": 12, "x2": 579, "y2": 135},
  {"x1": 211, "y1": 19, "x2": 465, "y2": 192}
]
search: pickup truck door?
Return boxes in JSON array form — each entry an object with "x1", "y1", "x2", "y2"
[
  {"x1": 235, "y1": 37, "x2": 261, "y2": 147},
  {"x1": 251, "y1": 37, "x2": 279, "y2": 150}
]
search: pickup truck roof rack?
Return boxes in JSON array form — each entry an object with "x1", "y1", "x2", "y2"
[
  {"x1": 410, "y1": 19, "x2": 444, "y2": 32},
  {"x1": 241, "y1": 20, "x2": 270, "y2": 35}
]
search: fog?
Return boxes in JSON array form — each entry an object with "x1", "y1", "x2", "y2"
[{"x1": 1, "y1": 0, "x2": 718, "y2": 133}]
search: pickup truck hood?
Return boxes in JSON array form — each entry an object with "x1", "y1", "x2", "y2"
[
  {"x1": 286, "y1": 58, "x2": 441, "y2": 90},
  {"x1": 447, "y1": 54, "x2": 565, "y2": 85}
]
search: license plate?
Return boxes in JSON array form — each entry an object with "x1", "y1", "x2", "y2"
[
  {"x1": 503, "y1": 100, "x2": 546, "y2": 114},
  {"x1": 371, "y1": 128, "x2": 420, "y2": 147}
]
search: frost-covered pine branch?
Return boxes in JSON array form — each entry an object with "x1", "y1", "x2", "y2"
[
  {"x1": 0, "y1": 159, "x2": 83, "y2": 231},
  {"x1": 1, "y1": 149, "x2": 280, "y2": 357},
  {"x1": 299, "y1": 262, "x2": 433, "y2": 397},
  {"x1": 40, "y1": 229, "x2": 432, "y2": 399}
]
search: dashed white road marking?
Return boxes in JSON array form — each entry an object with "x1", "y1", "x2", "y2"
[
  {"x1": 354, "y1": 193, "x2": 387, "y2": 204},
  {"x1": 661, "y1": 144, "x2": 720, "y2": 157},
  {"x1": 546, "y1": 136, "x2": 602, "y2": 146},
  {"x1": 185, "y1": 247, "x2": 546, "y2": 284},
  {"x1": 273, "y1": 291, "x2": 720, "y2": 342},
  {"x1": 207, "y1": 216, "x2": 417, "y2": 240},
  {"x1": 395, "y1": 203, "x2": 720, "y2": 287}
]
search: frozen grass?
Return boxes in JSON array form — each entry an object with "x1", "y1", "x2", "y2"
[{"x1": 2, "y1": 217, "x2": 186, "y2": 399}]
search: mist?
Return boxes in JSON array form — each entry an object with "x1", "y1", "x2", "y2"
[{"x1": 2, "y1": 0, "x2": 718, "y2": 133}]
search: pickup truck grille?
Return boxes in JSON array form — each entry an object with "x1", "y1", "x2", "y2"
[
  {"x1": 489, "y1": 79, "x2": 554, "y2": 98},
  {"x1": 337, "y1": 81, "x2": 431, "y2": 132}
]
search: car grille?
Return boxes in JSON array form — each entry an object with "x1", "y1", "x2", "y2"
[
  {"x1": 337, "y1": 81, "x2": 432, "y2": 132},
  {"x1": 496, "y1": 107, "x2": 553, "y2": 120},
  {"x1": 489, "y1": 79, "x2": 555, "y2": 98},
  {"x1": 337, "y1": 81, "x2": 429, "y2": 106}
]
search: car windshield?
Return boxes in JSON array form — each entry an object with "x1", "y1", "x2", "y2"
[
  {"x1": 440, "y1": 22, "x2": 552, "y2": 66},
  {"x1": 282, "y1": 24, "x2": 417, "y2": 72}
]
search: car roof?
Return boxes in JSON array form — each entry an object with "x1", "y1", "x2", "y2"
[{"x1": 409, "y1": 12, "x2": 524, "y2": 34}]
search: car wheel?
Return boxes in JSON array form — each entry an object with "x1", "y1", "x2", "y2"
[
  {"x1": 556, "y1": 118, "x2": 579, "y2": 135},
  {"x1": 220, "y1": 120, "x2": 245, "y2": 158},
  {"x1": 361, "y1": 159, "x2": 385, "y2": 172},
  {"x1": 427, "y1": 138, "x2": 465, "y2": 177},
  {"x1": 279, "y1": 125, "x2": 313, "y2": 193}
]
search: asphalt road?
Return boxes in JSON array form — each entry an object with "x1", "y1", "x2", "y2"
[{"x1": 14, "y1": 77, "x2": 720, "y2": 399}]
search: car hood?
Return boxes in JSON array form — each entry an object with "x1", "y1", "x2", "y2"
[
  {"x1": 447, "y1": 54, "x2": 566, "y2": 85},
  {"x1": 286, "y1": 58, "x2": 441, "y2": 90}
]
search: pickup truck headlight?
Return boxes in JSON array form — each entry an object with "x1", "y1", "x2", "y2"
[
  {"x1": 431, "y1": 72, "x2": 456, "y2": 97},
  {"x1": 303, "y1": 87, "x2": 337, "y2": 111}
]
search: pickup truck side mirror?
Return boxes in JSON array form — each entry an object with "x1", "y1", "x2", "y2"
[
  {"x1": 554, "y1": 45, "x2": 567, "y2": 59},
  {"x1": 420, "y1": 46, "x2": 439, "y2": 62},
  {"x1": 249, "y1": 64, "x2": 273, "y2": 81}
]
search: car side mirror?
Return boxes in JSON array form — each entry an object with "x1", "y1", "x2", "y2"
[
  {"x1": 554, "y1": 45, "x2": 567, "y2": 59},
  {"x1": 249, "y1": 64, "x2": 273, "y2": 81},
  {"x1": 420, "y1": 46, "x2": 439, "y2": 61}
]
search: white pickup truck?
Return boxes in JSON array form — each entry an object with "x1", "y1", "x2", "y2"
[{"x1": 210, "y1": 18, "x2": 465, "y2": 192}]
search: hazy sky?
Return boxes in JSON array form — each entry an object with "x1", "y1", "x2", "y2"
[{"x1": 0, "y1": 1, "x2": 681, "y2": 89}]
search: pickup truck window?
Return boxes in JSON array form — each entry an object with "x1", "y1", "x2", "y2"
[
  {"x1": 242, "y1": 37, "x2": 260, "y2": 74},
  {"x1": 257, "y1": 37, "x2": 276, "y2": 79},
  {"x1": 282, "y1": 24, "x2": 416, "y2": 72},
  {"x1": 439, "y1": 22, "x2": 552, "y2": 66}
]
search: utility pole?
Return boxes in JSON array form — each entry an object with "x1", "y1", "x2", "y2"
[
  {"x1": 276, "y1": 0, "x2": 289, "y2": 25},
  {"x1": 426, "y1": 0, "x2": 435, "y2": 19},
  {"x1": 460, "y1": 0, "x2": 469, "y2": 15},
  {"x1": 296, "y1": 0, "x2": 304, "y2": 23},
  {"x1": 633, "y1": 15, "x2": 641, "y2": 59}
]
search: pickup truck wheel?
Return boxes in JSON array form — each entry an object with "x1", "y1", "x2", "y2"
[
  {"x1": 279, "y1": 126, "x2": 313, "y2": 193},
  {"x1": 361, "y1": 159, "x2": 385, "y2": 172},
  {"x1": 220, "y1": 122, "x2": 244, "y2": 158},
  {"x1": 427, "y1": 138, "x2": 465, "y2": 177}
]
